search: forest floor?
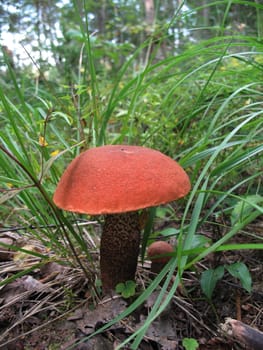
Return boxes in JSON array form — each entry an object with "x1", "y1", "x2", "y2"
[{"x1": 0, "y1": 215, "x2": 262, "y2": 350}]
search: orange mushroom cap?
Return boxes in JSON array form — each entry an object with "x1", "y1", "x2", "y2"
[
  {"x1": 147, "y1": 241, "x2": 174, "y2": 264},
  {"x1": 53, "y1": 145, "x2": 191, "y2": 215}
]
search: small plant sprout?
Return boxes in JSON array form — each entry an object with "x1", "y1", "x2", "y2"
[
  {"x1": 115, "y1": 280, "x2": 136, "y2": 299},
  {"x1": 53, "y1": 145, "x2": 190, "y2": 292},
  {"x1": 201, "y1": 262, "x2": 252, "y2": 300},
  {"x1": 182, "y1": 337, "x2": 199, "y2": 350}
]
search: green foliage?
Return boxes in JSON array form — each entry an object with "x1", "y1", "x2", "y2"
[
  {"x1": 201, "y1": 262, "x2": 252, "y2": 300},
  {"x1": 159, "y1": 227, "x2": 180, "y2": 237},
  {"x1": 116, "y1": 280, "x2": 137, "y2": 299},
  {"x1": 200, "y1": 266, "x2": 225, "y2": 300},
  {"x1": 182, "y1": 338, "x2": 199, "y2": 350},
  {"x1": 231, "y1": 194, "x2": 263, "y2": 225},
  {"x1": 225, "y1": 262, "x2": 252, "y2": 293}
]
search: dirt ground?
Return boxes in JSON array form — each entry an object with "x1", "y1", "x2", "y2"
[{"x1": 0, "y1": 216, "x2": 262, "y2": 350}]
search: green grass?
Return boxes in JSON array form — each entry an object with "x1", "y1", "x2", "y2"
[{"x1": 0, "y1": 1, "x2": 263, "y2": 348}]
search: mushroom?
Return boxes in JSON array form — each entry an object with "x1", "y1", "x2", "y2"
[
  {"x1": 53, "y1": 145, "x2": 190, "y2": 292},
  {"x1": 147, "y1": 241, "x2": 174, "y2": 274}
]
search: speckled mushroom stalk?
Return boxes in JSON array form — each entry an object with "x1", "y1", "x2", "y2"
[
  {"x1": 53, "y1": 145, "x2": 191, "y2": 293},
  {"x1": 100, "y1": 212, "x2": 140, "y2": 291}
]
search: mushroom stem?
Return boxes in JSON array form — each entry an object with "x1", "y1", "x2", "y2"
[
  {"x1": 151, "y1": 261, "x2": 167, "y2": 274},
  {"x1": 100, "y1": 211, "x2": 141, "y2": 292}
]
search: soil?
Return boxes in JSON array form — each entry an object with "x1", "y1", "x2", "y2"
[{"x1": 0, "y1": 215, "x2": 262, "y2": 350}]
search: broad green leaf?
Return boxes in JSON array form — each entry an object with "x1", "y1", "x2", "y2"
[
  {"x1": 225, "y1": 262, "x2": 252, "y2": 293},
  {"x1": 200, "y1": 266, "x2": 225, "y2": 299},
  {"x1": 190, "y1": 235, "x2": 211, "y2": 250},
  {"x1": 160, "y1": 227, "x2": 179, "y2": 237}
]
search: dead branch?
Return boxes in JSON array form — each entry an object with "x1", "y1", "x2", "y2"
[{"x1": 220, "y1": 317, "x2": 263, "y2": 350}]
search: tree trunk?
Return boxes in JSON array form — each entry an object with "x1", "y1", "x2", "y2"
[{"x1": 144, "y1": 0, "x2": 154, "y2": 26}]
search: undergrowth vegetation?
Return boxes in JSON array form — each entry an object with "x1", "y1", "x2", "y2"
[{"x1": 0, "y1": 1, "x2": 263, "y2": 348}]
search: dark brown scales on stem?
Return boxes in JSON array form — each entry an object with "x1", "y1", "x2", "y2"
[{"x1": 100, "y1": 212, "x2": 140, "y2": 291}]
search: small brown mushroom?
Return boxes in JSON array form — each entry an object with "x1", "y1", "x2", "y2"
[
  {"x1": 53, "y1": 145, "x2": 190, "y2": 292},
  {"x1": 147, "y1": 241, "x2": 174, "y2": 274}
]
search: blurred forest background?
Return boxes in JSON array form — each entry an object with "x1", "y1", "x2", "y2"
[{"x1": 1, "y1": 0, "x2": 263, "y2": 84}]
